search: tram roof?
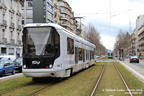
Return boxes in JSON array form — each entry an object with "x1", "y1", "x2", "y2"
[{"x1": 24, "y1": 23, "x2": 96, "y2": 48}]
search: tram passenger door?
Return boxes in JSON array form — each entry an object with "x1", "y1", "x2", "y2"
[{"x1": 75, "y1": 47, "x2": 78, "y2": 71}]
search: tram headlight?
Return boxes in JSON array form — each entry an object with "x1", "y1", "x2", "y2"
[
  {"x1": 23, "y1": 65, "x2": 26, "y2": 68},
  {"x1": 49, "y1": 64, "x2": 52, "y2": 68}
]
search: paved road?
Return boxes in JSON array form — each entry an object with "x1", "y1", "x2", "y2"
[
  {"x1": 0, "y1": 71, "x2": 23, "y2": 81},
  {"x1": 121, "y1": 58, "x2": 144, "y2": 69}
]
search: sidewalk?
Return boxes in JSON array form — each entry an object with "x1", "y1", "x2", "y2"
[{"x1": 119, "y1": 59, "x2": 144, "y2": 83}]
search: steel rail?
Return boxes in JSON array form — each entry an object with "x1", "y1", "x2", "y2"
[
  {"x1": 91, "y1": 62, "x2": 106, "y2": 96},
  {"x1": 113, "y1": 62, "x2": 133, "y2": 96},
  {"x1": 0, "y1": 82, "x2": 34, "y2": 95},
  {"x1": 30, "y1": 82, "x2": 58, "y2": 96}
]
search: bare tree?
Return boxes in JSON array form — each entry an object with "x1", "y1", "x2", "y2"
[{"x1": 85, "y1": 23, "x2": 107, "y2": 55}]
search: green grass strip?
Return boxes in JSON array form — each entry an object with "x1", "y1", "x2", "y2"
[
  {"x1": 98, "y1": 57, "x2": 115, "y2": 60},
  {"x1": 95, "y1": 62, "x2": 128, "y2": 96},
  {"x1": 115, "y1": 62, "x2": 144, "y2": 96},
  {"x1": 35, "y1": 62, "x2": 105, "y2": 96},
  {"x1": 0, "y1": 76, "x2": 32, "y2": 93}
]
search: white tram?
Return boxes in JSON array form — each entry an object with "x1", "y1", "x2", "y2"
[{"x1": 22, "y1": 23, "x2": 96, "y2": 79}]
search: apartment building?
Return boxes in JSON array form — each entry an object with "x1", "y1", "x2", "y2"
[
  {"x1": 138, "y1": 24, "x2": 144, "y2": 56},
  {"x1": 54, "y1": 0, "x2": 60, "y2": 24},
  {"x1": 136, "y1": 14, "x2": 144, "y2": 55},
  {"x1": 58, "y1": 0, "x2": 77, "y2": 33},
  {"x1": 21, "y1": 0, "x2": 33, "y2": 27},
  {"x1": 33, "y1": 0, "x2": 55, "y2": 23},
  {"x1": 131, "y1": 29, "x2": 136, "y2": 55},
  {"x1": 0, "y1": 0, "x2": 23, "y2": 56},
  {"x1": 21, "y1": 0, "x2": 55, "y2": 26}
]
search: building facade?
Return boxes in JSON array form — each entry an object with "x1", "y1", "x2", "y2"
[
  {"x1": 58, "y1": 0, "x2": 77, "y2": 33},
  {"x1": 21, "y1": 0, "x2": 33, "y2": 27},
  {"x1": 138, "y1": 24, "x2": 144, "y2": 56},
  {"x1": 136, "y1": 15, "x2": 144, "y2": 55},
  {"x1": 0, "y1": 0, "x2": 23, "y2": 56},
  {"x1": 33, "y1": 0, "x2": 55, "y2": 23}
]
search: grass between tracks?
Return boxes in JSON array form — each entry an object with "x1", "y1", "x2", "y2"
[
  {"x1": 36, "y1": 62, "x2": 105, "y2": 96},
  {"x1": 98, "y1": 57, "x2": 115, "y2": 60},
  {"x1": 95, "y1": 62, "x2": 128, "y2": 96},
  {"x1": 0, "y1": 76, "x2": 32, "y2": 93}
]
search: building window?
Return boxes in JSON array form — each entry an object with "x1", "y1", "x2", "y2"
[
  {"x1": 67, "y1": 37, "x2": 74, "y2": 54},
  {"x1": 17, "y1": 6, "x2": 19, "y2": 10},
  {"x1": 17, "y1": 33, "x2": 19, "y2": 40},
  {"x1": 26, "y1": 18, "x2": 33, "y2": 24},
  {"x1": 1, "y1": 48, "x2": 6, "y2": 55},
  {"x1": 60, "y1": 20, "x2": 65, "y2": 24},
  {"x1": 21, "y1": 3, "x2": 24, "y2": 7},
  {"x1": 3, "y1": 14, "x2": 4, "y2": 20},
  {"x1": 11, "y1": 0, "x2": 12, "y2": 7},
  {"x1": 60, "y1": 14, "x2": 65, "y2": 18},
  {"x1": 60, "y1": 8, "x2": 65, "y2": 12},
  {"x1": 26, "y1": 10, "x2": 33, "y2": 17},
  {"x1": 9, "y1": 48, "x2": 14, "y2": 55},
  {"x1": 2, "y1": 31, "x2": 4, "y2": 38},
  {"x1": 58, "y1": 1, "x2": 63, "y2": 5},
  {"x1": 11, "y1": 31, "x2": 13, "y2": 39},
  {"x1": 26, "y1": 0, "x2": 33, "y2": 7},
  {"x1": 22, "y1": 19, "x2": 25, "y2": 24}
]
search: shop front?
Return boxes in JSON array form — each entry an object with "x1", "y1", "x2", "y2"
[{"x1": 0, "y1": 44, "x2": 22, "y2": 57}]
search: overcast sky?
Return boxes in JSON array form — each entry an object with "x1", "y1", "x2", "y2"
[{"x1": 66, "y1": 0, "x2": 144, "y2": 50}]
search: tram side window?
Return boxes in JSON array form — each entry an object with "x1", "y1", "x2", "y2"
[
  {"x1": 83, "y1": 49, "x2": 85, "y2": 62},
  {"x1": 86, "y1": 50, "x2": 89, "y2": 60},
  {"x1": 90, "y1": 51, "x2": 93, "y2": 60},
  {"x1": 67, "y1": 37, "x2": 74, "y2": 54},
  {"x1": 92, "y1": 51, "x2": 94, "y2": 59},
  {"x1": 55, "y1": 30, "x2": 60, "y2": 58},
  {"x1": 75, "y1": 47, "x2": 78, "y2": 64},
  {"x1": 79, "y1": 48, "x2": 82, "y2": 60}
]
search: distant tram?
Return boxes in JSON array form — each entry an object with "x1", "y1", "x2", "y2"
[
  {"x1": 22, "y1": 23, "x2": 96, "y2": 81},
  {"x1": 108, "y1": 52, "x2": 113, "y2": 59}
]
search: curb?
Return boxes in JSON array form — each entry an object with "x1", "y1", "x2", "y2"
[
  {"x1": 119, "y1": 61, "x2": 144, "y2": 83},
  {"x1": 0, "y1": 73, "x2": 23, "y2": 81}
]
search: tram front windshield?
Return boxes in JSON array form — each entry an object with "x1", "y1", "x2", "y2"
[{"x1": 23, "y1": 27, "x2": 55, "y2": 56}]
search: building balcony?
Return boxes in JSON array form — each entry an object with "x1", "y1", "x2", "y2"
[
  {"x1": 11, "y1": 39, "x2": 15, "y2": 44},
  {"x1": 10, "y1": 22, "x2": 15, "y2": 29},
  {"x1": 48, "y1": 0, "x2": 54, "y2": 6},
  {"x1": 17, "y1": 40, "x2": 21, "y2": 45},
  {"x1": 17, "y1": 25, "x2": 21, "y2": 31},
  {"x1": 2, "y1": 38, "x2": 7, "y2": 43},
  {"x1": 1, "y1": 20, "x2": 7, "y2": 27}
]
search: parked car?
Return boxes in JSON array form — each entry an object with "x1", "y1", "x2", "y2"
[
  {"x1": 0, "y1": 55, "x2": 16, "y2": 61},
  {"x1": 0, "y1": 60, "x2": 15, "y2": 77},
  {"x1": 129, "y1": 56, "x2": 139, "y2": 63},
  {"x1": 13, "y1": 57, "x2": 23, "y2": 72}
]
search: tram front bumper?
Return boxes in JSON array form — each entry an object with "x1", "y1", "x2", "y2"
[{"x1": 22, "y1": 68, "x2": 64, "y2": 78}]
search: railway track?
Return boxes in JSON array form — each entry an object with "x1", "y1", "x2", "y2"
[
  {"x1": 30, "y1": 82, "x2": 58, "y2": 96},
  {"x1": 91, "y1": 62, "x2": 133, "y2": 96},
  {"x1": 0, "y1": 80, "x2": 59, "y2": 96},
  {"x1": 0, "y1": 82, "x2": 34, "y2": 96},
  {"x1": 91, "y1": 62, "x2": 107, "y2": 96}
]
